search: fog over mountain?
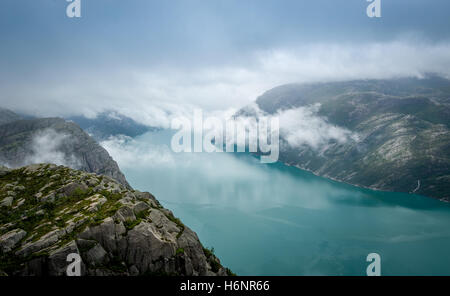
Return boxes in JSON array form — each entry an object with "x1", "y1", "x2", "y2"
[
  {"x1": 2, "y1": 0, "x2": 450, "y2": 278},
  {"x1": 2, "y1": 1, "x2": 450, "y2": 124},
  {"x1": 236, "y1": 76, "x2": 450, "y2": 200},
  {"x1": 0, "y1": 114, "x2": 130, "y2": 188},
  {"x1": 23, "y1": 129, "x2": 82, "y2": 170},
  {"x1": 3, "y1": 42, "x2": 450, "y2": 127},
  {"x1": 1, "y1": 1, "x2": 449, "y2": 201}
]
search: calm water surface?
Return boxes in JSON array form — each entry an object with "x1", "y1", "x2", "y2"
[{"x1": 104, "y1": 131, "x2": 450, "y2": 275}]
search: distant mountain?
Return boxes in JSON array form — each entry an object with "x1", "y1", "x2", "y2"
[
  {"x1": 68, "y1": 111, "x2": 154, "y2": 141},
  {"x1": 0, "y1": 114, "x2": 130, "y2": 188},
  {"x1": 0, "y1": 107, "x2": 23, "y2": 125},
  {"x1": 0, "y1": 164, "x2": 230, "y2": 276},
  {"x1": 237, "y1": 76, "x2": 450, "y2": 201}
]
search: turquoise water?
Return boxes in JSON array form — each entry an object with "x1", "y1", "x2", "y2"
[{"x1": 106, "y1": 131, "x2": 450, "y2": 275}]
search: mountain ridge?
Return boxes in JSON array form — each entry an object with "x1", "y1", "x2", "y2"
[
  {"x1": 0, "y1": 107, "x2": 23, "y2": 126},
  {"x1": 0, "y1": 163, "x2": 230, "y2": 276},
  {"x1": 0, "y1": 115, "x2": 130, "y2": 188},
  {"x1": 238, "y1": 76, "x2": 450, "y2": 201},
  {"x1": 67, "y1": 111, "x2": 155, "y2": 141}
]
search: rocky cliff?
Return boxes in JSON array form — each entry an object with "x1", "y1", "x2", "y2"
[
  {"x1": 0, "y1": 115, "x2": 130, "y2": 188},
  {"x1": 0, "y1": 164, "x2": 231, "y2": 276},
  {"x1": 237, "y1": 76, "x2": 450, "y2": 201}
]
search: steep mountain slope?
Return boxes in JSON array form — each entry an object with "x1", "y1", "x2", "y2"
[
  {"x1": 238, "y1": 76, "x2": 450, "y2": 201},
  {"x1": 68, "y1": 111, "x2": 154, "y2": 141},
  {"x1": 0, "y1": 117, "x2": 130, "y2": 188},
  {"x1": 0, "y1": 164, "x2": 230, "y2": 276},
  {"x1": 0, "y1": 107, "x2": 23, "y2": 125}
]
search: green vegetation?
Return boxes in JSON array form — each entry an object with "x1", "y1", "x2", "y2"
[
  {"x1": 0, "y1": 164, "x2": 231, "y2": 276},
  {"x1": 175, "y1": 247, "x2": 184, "y2": 255},
  {"x1": 225, "y1": 268, "x2": 236, "y2": 276},
  {"x1": 124, "y1": 218, "x2": 142, "y2": 231},
  {"x1": 203, "y1": 246, "x2": 215, "y2": 258},
  {"x1": 135, "y1": 209, "x2": 150, "y2": 220},
  {"x1": 202, "y1": 246, "x2": 225, "y2": 273},
  {"x1": 210, "y1": 259, "x2": 221, "y2": 273},
  {"x1": 164, "y1": 211, "x2": 185, "y2": 239}
]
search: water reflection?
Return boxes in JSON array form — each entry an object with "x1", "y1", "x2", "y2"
[{"x1": 103, "y1": 130, "x2": 450, "y2": 275}]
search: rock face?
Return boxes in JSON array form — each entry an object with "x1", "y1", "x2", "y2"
[
  {"x1": 0, "y1": 229, "x2": 27, "y2": 253},
  {"x1": 237, "y1": 76, "x2": 450, "y2": 201},
  {"x1": 0, "y1": 115, "x2": 130, "y2": 188},
  {"x1": 0, "y1": 164, "x2": 230, "y2": 276}
]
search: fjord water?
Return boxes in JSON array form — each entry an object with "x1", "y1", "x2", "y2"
[{"x1": 107, "y1": 130, "x2": 450, "y2": 275}]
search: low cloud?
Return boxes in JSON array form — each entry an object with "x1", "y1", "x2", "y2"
[
  {"x1": 277, "y1": 104, "x2": 357, "y2": 150},
  {"x1": 100, "y1": 134, "x2": 175, "y2": 169},
  {"x1": 24, "y1": 129, "x2": 81, "y2": 169},
  {"x1": 235, "y1": 103, "x2": 357, "y2": 152},
  {"x1": 2, "y1": 40, "x2": 450, "y2": 128}
]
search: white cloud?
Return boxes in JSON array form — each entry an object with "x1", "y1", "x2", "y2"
[
  {"x1": 24, "y1": 129, "x2": 81, "y2": 168},
  {"x1": 100, "y1": 134, "x2": 175, "y2": 169},
  {"x1": 231, "y1": 103, "x2": 357, "y2": 152},
  {"x1": 2, "y1": 40, "x2": 450, "y2": 127},
  {"x1": 257, "y1": 41, "x2": 450, "y2": 83},
  {"x1": 277, "y1": 104, "x2": 357, "y2": 150}
]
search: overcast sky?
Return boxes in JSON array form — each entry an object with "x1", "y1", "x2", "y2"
[{"x1": 1, "y1": 0, "x2": 450, "y2": 126}]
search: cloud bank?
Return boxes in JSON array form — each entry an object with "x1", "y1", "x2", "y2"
[
  {"x1": 277, "y1": 104, "x2": 357, "y2": 150},
  {"x1": 2, "y1": 40, "x2": 450, "y2": 127},
  {"x1": 232, "y1": 103, "x2": 357, "y2": 153},
  {"x1": 100, "y1": 134, "x2": 175, "y2": 169}
]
